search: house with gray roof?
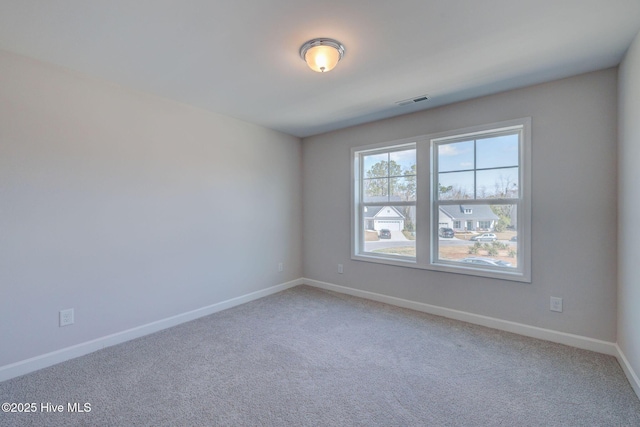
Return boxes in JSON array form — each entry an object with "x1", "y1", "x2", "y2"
[
  {"x1": 438, "y1": 205, "x2": 500, "y2": 232},
  {"x1": 364, "y1": 206, "x2": 405, "y2": 231},
  {"x1": 363, "y1": 198, "x2": 497, "y2": 233},
  {"x1": 362, "y1": 195, "x2": 415, "y2": 231}
]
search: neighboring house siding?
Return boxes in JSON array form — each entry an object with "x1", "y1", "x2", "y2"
[
  {"x1": 438, "y1": 205, "x2": 499, "y2": 231},
  {"x1": 438, "y1": 209, "x2": 454, "y2": 229},
  {"x1": 364, "y1": 206, "x2": 405, "y2": 231}
]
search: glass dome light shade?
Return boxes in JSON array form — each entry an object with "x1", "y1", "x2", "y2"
[
  {"x1": 300, "y1": 38, "x2": 345, "y2": 73},
  {"x1": 305, "y1": 45, "x2": 340, "y2": 72}
]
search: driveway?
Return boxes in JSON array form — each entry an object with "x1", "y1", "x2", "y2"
[{"x1": 388, "y1": 230, "x2": 408, "y2": 241}]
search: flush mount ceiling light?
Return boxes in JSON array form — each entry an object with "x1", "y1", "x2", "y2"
[{"x1": 299, "y1": 38, "x2": 345, "y2": 73}]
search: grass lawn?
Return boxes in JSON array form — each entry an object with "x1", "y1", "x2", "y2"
[
  {"x1": 372, "y1": 247, "x2": 415, "y2": 256},
  {"x1": 365, "y1": 230, "x2": 379, "y2": 241}
]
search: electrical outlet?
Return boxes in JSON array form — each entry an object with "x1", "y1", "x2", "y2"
[
  {"x1": 550, "y1": 297, "x2": 563, "y2": 313},
  {"x1": 338, "y1": 264, "x2": 344, "y2": 274},
  {"x1": 59, "y1": 308, "x2": 74, "y2": 327},
  {"x1": 278, "y1": 262, "x2": 283, "y2": 272}
]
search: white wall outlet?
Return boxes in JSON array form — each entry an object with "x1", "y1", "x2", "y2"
[
  {"x1": 550, "y1": 297, "x2": 563, "y2": 313},
  {"x1": 338, "y1": 264, "x2": 344, "y2": 274},
  {"x1": 278, "y1": 262, "x2": 283, "y2": 272},
  {"x1": 59, "y1": 308, "x2": 74, "y2": 326}
]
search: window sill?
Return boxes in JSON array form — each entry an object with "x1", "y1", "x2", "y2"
[
  {"x1": 351, "y1": 253, "x2": 417, "y2": 269},
  {"x1": 428, "y1": 261, "x2": 531, "y2": 283}
]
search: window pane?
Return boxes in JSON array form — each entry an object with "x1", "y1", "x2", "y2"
[
  {"x1": 390, "y1": 149, "x2": 417, "y2": 176},
  {"x1": 476, "y1": 134, "x2": 519, "y2": 169},
  {"x1": 363, "y1": 153, "x2": 388, "y2": 177},
  {"x1": 438, "y1": 171, "x2": 474, "y2": 200},
  {"x1": 363, "y1": 178, "x2": 388, "y2": 202},
  {"x1": 363, "y1": 205, "x2": 416, "y2": 258},
  {"x1": 438, "y1": 140, "x2": 474, "y2": 172},
  {"x1": 476, "y1": 167, "x2": 519, "y2": 199},
  {"x1": 437, "y1": 204, "x2": 518, "y2": 268},
  {"x1": 390, "y1": 176, "x2": 417, "y2": 202}
]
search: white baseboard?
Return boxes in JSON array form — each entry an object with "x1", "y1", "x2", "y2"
[
  {"x1": 615, "y1": 344, "x2": 640, "y2": 399},
  {"x1": 303, "y1": 278, "x2": 618, "y2": 356},
  {"x1": 0, "y1": 278, "x2": 303, "y2": 383}
]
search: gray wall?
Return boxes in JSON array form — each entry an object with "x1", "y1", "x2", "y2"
[
  {"x1": 618, "y1": 30, "x2": 640, "y2": 385},
  {"x1": 303, "y1": 69, "x2": 618, "y2": 342},
  {"x1": 0, "y1": 50, "x2": 303, "y2": 366}
]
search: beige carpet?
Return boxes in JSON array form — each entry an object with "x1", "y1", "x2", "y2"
[{"x1": 1, "y1": 285, "x2": 639, "y2": 426}]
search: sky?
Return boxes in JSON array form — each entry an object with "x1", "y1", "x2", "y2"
[
  {"x1": 438, "y1": 133, "x2": 519, "y2": 199},
  {"x1": 363, "y1": 148, "x2": 416, "y2": 176},
  {"x1": 361, "y1": 133, "x2": 520, "y2": 200}
]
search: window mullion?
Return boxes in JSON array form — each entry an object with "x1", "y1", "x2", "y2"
[{"x1": 473, "y1": 139, "x2": 477, "y2": 199}]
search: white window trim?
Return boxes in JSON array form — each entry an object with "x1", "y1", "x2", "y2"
[{"x1": 351, "y1": 118, "x2": 531, "y2": 283}]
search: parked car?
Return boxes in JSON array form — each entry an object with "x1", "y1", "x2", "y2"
[
  {"x1": 378, "y1": 229, "x2": 392, "y2": 239},
  {"x1": 470, "y1": 233, "x2": 497, "y2": 242},
  {"x1": 439, "y1": 227, "x2": 455, "y2": 238},
  {"x1": 460, "y1": 257, "x2": 512, "y2": 267}
]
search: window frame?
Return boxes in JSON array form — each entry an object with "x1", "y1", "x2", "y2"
[
  {"x1": 351, "y1": 118, "x2": 531, "y2": 283},
  {"x1": 351, "y1": 139, "x2": 419, "y2": 267}
]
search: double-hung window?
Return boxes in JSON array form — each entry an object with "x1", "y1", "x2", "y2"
[
  {"x1": 353, "y1": 143, "x2": 417, "y2": 261},
  {"x1": 352, "y1": 118, "x2": 531, "y2": 282}
]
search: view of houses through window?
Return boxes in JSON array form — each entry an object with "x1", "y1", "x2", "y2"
[
  {"x1": 437, "y1": 204, "x2": 518, "y2": 268},
  {"x1": 353, "y1": 118, "x2": 530, "y2": 281},
  {"x1": 434, "y1": 130, "x2": 521, "y2": 270},
  {"x1": 360, "y1": 146, "x2": 416, "y2": 258},
  {"x1": 362, "y1": 202, "x2": 517, "y2": 267}
]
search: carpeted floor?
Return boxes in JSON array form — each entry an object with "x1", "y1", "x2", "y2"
[{"x1": 1, "y1": 285, "x2": 639, "y2": 426}]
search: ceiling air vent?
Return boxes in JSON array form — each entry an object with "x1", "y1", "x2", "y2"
[{"x1": 395, "y1": 95, "x2": 429, "y2": 107}]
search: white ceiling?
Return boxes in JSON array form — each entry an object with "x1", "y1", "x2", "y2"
[{"x1": 0, "y1": 1, "x2": 639, "y2": 137}]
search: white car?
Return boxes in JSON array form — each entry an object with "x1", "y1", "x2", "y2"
[{"x1": 470, "y1": 233, "x2": 497, "y2": 242}]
